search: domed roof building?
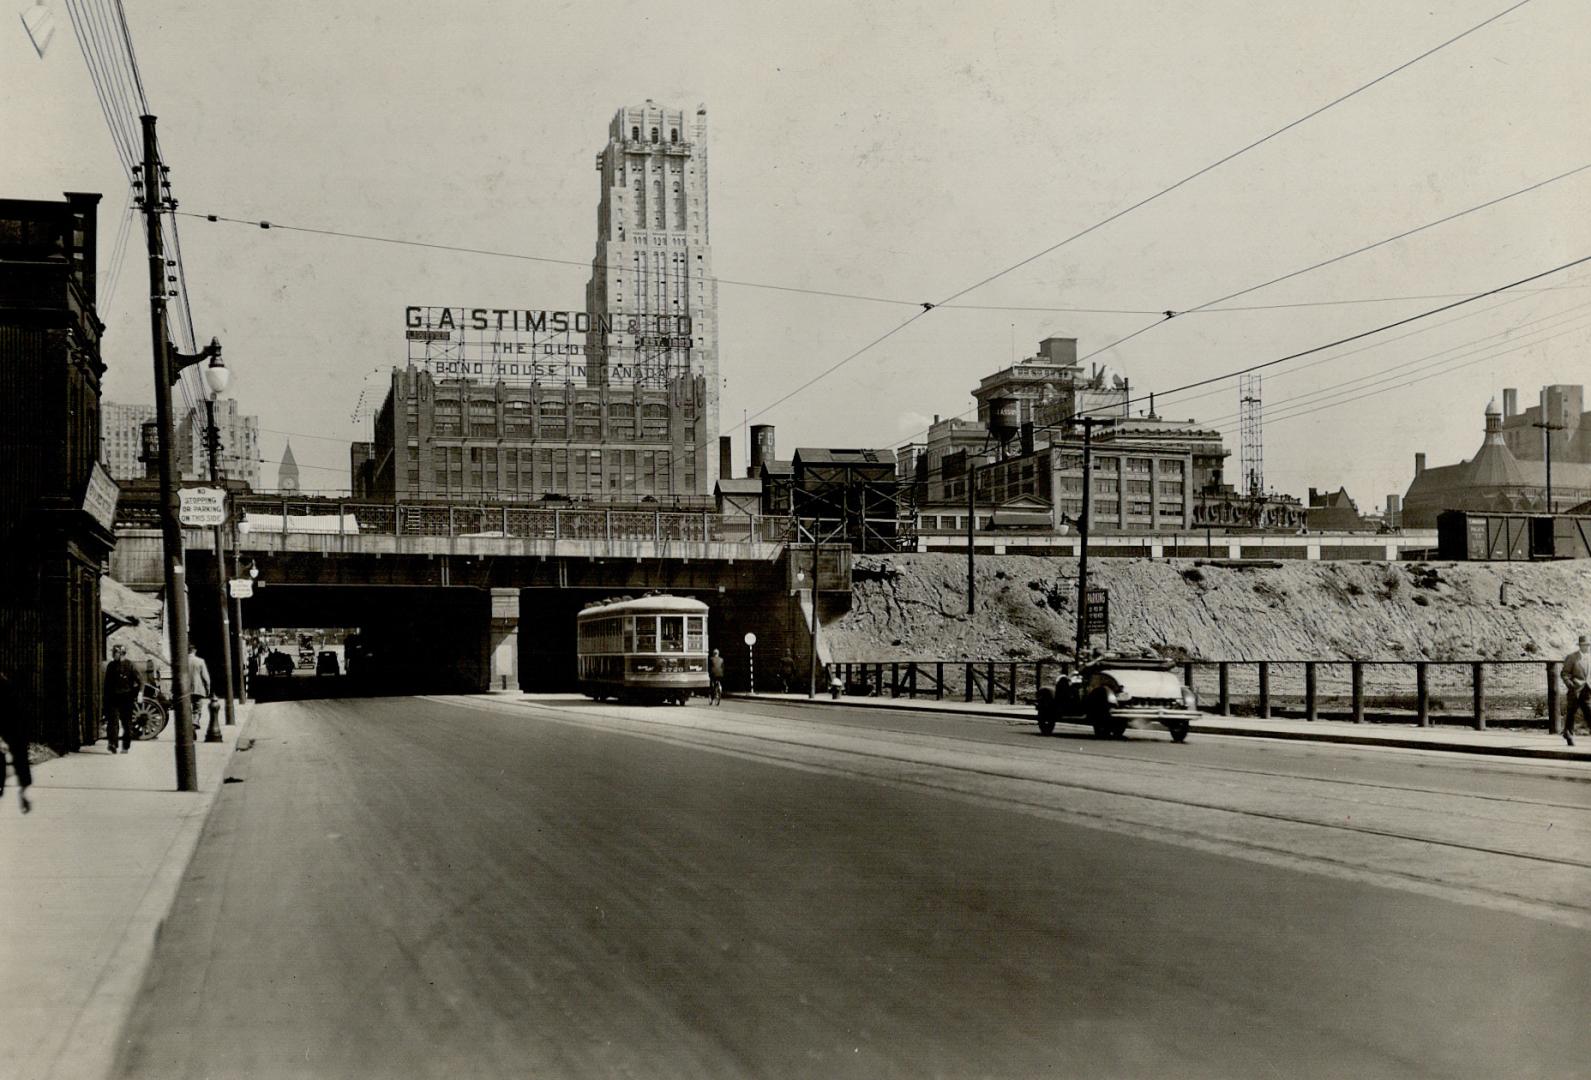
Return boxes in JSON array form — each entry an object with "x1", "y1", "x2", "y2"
[{"x1": 1403, "y1": 398, "x2": 1591, "y2": 527}]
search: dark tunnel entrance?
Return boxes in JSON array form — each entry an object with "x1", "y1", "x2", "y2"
[{"x1": 192, "y1": 583, "x2": 492, "y2": 702}]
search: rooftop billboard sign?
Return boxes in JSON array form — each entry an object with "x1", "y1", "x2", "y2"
[{"x1": 404, "y1": 306, "x2": 695, "y2": 386}]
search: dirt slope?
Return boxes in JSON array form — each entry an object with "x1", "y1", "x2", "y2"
[{"x1": 827, "y1": 554, "x2": 1591, "y2": 668}]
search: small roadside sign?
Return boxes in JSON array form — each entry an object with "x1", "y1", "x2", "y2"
[
  {"x1": 228, "y1": 578, "x2": 254, "y2": 599},
  {"x1": 178, "y1": 487, "x2": 227, "y2": 527},
  {"x1": 1085, "y1": 588, "x2": 1110, "y2": 637}
]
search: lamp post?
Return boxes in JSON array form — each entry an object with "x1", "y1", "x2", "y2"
[{"x1": 202, "y1": 354, "x2": 237, "y2": 734}]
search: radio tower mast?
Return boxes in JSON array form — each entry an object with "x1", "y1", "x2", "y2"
[{"x1": 1239, "y1": 374, "x2": 1263, "y2": 498}]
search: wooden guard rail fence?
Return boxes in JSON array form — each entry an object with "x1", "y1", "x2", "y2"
[{"x1": 829, "y1": 658, "x2": 1576, "y2": 732}]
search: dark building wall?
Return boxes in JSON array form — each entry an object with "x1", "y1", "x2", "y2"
[{"x1": 0, "y1": 193, "x2": 112, "y2": 751}]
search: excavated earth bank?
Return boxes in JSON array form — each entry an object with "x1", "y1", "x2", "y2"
[{"x1": 825, "y1": 555, "x2": 1591, "y2": 714}]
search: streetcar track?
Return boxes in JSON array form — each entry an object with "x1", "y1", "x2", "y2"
[
  {"x1": 726, "y1": 698, "x2": 1591, "y2": 810},
  {"x1": 446, "y1": 696, "x2": 1591, "y2": 874}
]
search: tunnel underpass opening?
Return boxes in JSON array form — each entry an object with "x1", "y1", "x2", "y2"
[{"x1": 194, "y1": 583, "x2": 492, "y2": 701}]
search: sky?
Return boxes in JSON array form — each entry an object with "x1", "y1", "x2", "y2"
[{"x1": 4, "y1": 0, "x2": 1590, "y2": 505}]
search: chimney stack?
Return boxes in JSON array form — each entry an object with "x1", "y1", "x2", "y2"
[
  {"x1": 718, "y1": 436, "x2": 732, "y2": 483},
  {"x1": 749, "y1": 424, "x2": 775, "y2": 477},
  {"x1": 1415, "y1": 452, "x2": 1426, "y2": 477},
  {"x1": 1502, "y1": 388, "x2": 1517, "y2": 419}
]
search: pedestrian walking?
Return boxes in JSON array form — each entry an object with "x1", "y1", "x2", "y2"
[
  {"x1": 708, "y1": 648, "x2": 725, "y2": 705},
  {"x1": 1563, "y1": 634, "x2": 1591, "y2": 747},
  {"x1": 779, "y1": 650, "x2": 796, "y2": 694},
  {"x1": 101, "y1": 644, "x2": 144, "y2": 753},
  {"x1": 0, "y1": 668, "x2": 31, "y2": 814},
  {"x1": 187, "y1": 644, "x2": 212, "y2": 734}
]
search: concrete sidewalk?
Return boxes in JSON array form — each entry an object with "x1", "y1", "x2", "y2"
[
  {"x1": 749, "y1": 692, "x2": 1591, "y2": 762},
  {"x1": 0, "y1": 705, "x2": 254, "y2": 1080}
]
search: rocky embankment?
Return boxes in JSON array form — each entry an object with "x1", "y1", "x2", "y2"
[{"x1": 825, "y1": 555, "x2": 1591, "y2": 699}]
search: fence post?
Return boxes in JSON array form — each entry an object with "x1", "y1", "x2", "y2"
[
  {"x1": 1548, "y1": 661, "x2": 1562, "y2": 734},
  {"x1": 1183, "y1": 662, "x2": 1193, "y2": 688},
  {"x1": 986, "y1": 660, "x2": 995, "y2": 704},
  {"x1": 502, "y1": 506, "x2": 509, "y2": 534},
  {"x1": 554, "y1": 509, "x2": 561, "y2": 541},
  {"x1": 890, "y1": 661, "x2": 899, "y2": 699},
  {"x1": 448, "y1": 505, "x2": 455, "y2": 535},
  {"x1": 875, "y1": 662, "x2": 883, "y2": 697},
  {"x1": 1416, "y1": 662, "x2": 1429, "y2": 727},
  {"x1": 395, "y1": 500, "x2": 403, "y2": 537},
  {"x1": 965, "y1": 662, "x2": 973, "y2": 702},
  {"x1": 1218, "y1": 662, "x2": 1230, "y2": 716},
  {"x1": 337, "y1": 501, "x2": 346, "y2": 536},
  {"x1": 1008, "y1": 662, "x2": 1017, "y2": 705},
  {"x1": 909, "y1": 663, "x2": 918, "y2": 699},
  {"x1": 1257, "y1": 662, "x2": 1271, "y2": 719},
  {"x1": 1472, "y1": 662, "x2": 1486, "y2": 731},
  {"x1": 1304, "y1": 662, "x2": 1317, "y2": 721},
  {"x1": 1352, "y1": 662, "x2": 1365, "y2": 723},
  {"x1": 936, "y1": 661, "x2": 944, "y2": 701}
]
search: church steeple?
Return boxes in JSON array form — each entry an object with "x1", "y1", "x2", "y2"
[{"x1": 278, "y1": 440, "x2": 300, "y2": 494}]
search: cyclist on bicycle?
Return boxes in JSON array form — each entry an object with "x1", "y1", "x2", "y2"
[{"x1": 708, "y1": 648, "x2": 725, "y2": 705}]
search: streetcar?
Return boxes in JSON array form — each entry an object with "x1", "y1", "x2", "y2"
[{"x1": 576, "y1": 594, "x2": 710, "y2": 704}]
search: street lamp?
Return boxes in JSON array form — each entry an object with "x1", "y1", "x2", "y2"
[{"x1": 202, "y1": 353, "x2": 237, "y2": 734}]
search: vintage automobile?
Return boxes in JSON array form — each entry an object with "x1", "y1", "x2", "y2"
[
  {"x1": 1035, "y1": 655, "x2": 1199, "y2": 742},
  {"x1": 315, "y1": 650, "x2": 340, "y2": 676}
]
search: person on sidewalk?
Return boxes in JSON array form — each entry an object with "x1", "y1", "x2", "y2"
[
  {"x1": 187, "y1": 644, "x2": 212, "y2": 735},
  {"x1": 0, "y1": 668, "x2": 31, "y2": 814},
  {"x1": 1564, "y1": 634, "x2": 1591, "y2": 747},
  {"x1": 102, "y1": 644, "x2": 144, "y2": 753}
]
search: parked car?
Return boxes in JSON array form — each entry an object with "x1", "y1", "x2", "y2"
[
  {"x1": 315, "y1": 650, "x2": 340, "y2": 676},
  {"x1": 1036, "y1": 655, "x2": 1199, "y2": 742}
]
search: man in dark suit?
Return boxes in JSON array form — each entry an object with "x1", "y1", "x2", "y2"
[{"x1": 102, "y1": 644, "x2": 144, "y2": 753}]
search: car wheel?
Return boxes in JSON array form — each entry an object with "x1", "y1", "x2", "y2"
[
  {"x1": 1037, "y1": 715, "x2": 1055, "y2": 736},
  {"x1": 131, "y1": 696, "x2": 168, "y2": 741},
  {"x1": 1170, "y1": 723, "x2": 1189, "y2": 743}
]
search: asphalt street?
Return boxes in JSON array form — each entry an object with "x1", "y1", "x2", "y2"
[{"x1": 114, "y1": 694, "x2": 1591, "y2": 1079}]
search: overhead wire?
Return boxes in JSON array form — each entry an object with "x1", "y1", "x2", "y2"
[
  {"x1": 63, "y1": 0, "x2": 136, "y2": 174},
  {"x1": 1075, "y1": 159, "x2": 1591, "y2": 365}
]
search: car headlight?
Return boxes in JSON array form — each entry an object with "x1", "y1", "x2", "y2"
[{"x1": 1104, "y1": 689, "x2": 1119, "y2": 705}]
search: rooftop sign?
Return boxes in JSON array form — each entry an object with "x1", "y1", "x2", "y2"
[{"x1": 404, "y1": 305, "x2": 695, "y2": 386}]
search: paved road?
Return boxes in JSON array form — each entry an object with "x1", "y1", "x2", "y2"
[{"x1": 115, "y1": 695, "x2": 1591, "y2": 1079}]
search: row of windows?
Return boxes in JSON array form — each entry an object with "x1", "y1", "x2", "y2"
[
  {"x1": 409, "y1": 446, "x2": 689, "y2": 497},
  {"x1": 578, "y1": 614, "x2": 707, "y2": 655}
]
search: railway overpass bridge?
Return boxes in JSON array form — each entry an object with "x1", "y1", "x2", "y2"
[{"x1": 112, "y1": 496, "x2": 850, "y2": 696}]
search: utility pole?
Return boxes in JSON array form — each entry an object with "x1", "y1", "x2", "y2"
[
  {"x1": 808, "y1": 519, "x2": 820, "y2": 699},
  {"x1": 1534, "y1": 401, "x2": 1565, "y2": 513},
  {"x1": 140, "y1": 114, "x2": 195, "y2": 790},
  {"x1": 1073, "y1": 417, "x2": 1111, "y2": 658},
  {"x1": 203, "y1": 388, "x2": 237, "y2": 729},
  {"x1": 965, "y1": 460, "x2": 977, "y2": 614}
]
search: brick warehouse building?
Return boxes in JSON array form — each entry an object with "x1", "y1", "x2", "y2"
[
  {"x1": 367, "y1": 101, "x2": 719, "y2": 501},
  {"x1": 366, "y1": 364, "x2": 710, "y2": 500},
  {"x1": 0, "y1": 192, "x2": 117, "y2": 752}
]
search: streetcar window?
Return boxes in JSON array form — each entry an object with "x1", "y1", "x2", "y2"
[
  {"x1": 685, "y1": 616, "x2": 705, "y2": 653},
  {"x1": 660, "y1": 616, "x2": 684, "y2": 653},
  {"x1": 624, "y1": 616, "x2": 636, "y2": 653},
  {"x1": 636, "y1": 617, "x2": 657, "y2": 653}
]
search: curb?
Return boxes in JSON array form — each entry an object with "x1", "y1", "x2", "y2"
[
  {"x1": 45, "y1": 704, "x2": 257, "y2": 1080},
  {"x1": 760, "y1": 695, "x2": 1588, "y2": 761}
]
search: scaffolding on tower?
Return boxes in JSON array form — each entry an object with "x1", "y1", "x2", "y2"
[{"x1": 1239, "y1": 374, "x2": 1263, "y2": 498}]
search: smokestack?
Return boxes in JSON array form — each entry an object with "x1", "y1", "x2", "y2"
[
  {"x1": 750, "y1": 424, "x2": 774, "y2": 477},
  {"x1": 1415, "y1": 452, "x2": 1426, "y2": 477},
  {"x1": 718, "y1": 436, "x2": 732, "y2": 482},
  {"x1": 1503, "y1": 388, "x2": 1517, "y2": 419}
]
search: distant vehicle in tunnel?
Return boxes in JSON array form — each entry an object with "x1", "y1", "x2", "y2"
[
  {"x1": 265, "y1": 650, "x2": 295, "y2": 677},
  {"x1": 316, "y1": 651, "x2": 340, "y2": 676},
  {"x1": 577, "y1": 594, "x2": 710, "y2": 705}
]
